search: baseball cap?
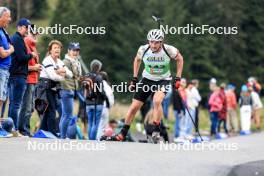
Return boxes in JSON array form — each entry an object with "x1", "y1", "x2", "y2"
[
  {"x1": 17, "y1": 18, "x2": 31, "y2": 27},
  {"x1": 68, "y1": 42, "x2": 80, "y2": 50}
]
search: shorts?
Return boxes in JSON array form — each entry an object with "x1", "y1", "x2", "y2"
[
  {"x1": 0, "y1": 68, "x2": 10, "y2": 101},
  {"x1": 133, "y1": 77, "x2": 171, "y2": 103}
]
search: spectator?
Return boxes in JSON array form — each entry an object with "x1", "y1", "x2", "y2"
[
  {"x1": 59, "y1": 42, "x2": 82, "y2": 139},
  {"x1": 248, "y1": 77, "x2": 262, "y2": 95},
  {"x1": 8, "y1": 18, "x2": 37, "y2": 132},
  {"x1": 226, "y1": 84, "x2": 239, "y2": 133},
  {"x1": 182, "y1": 81, "x2": 201, "y2": 140},
  {"x1": 103, "y1": 119, "x2": 118, "y2": 137},
  {"x1": 207, "y1": 78, "x2": 217, "y2": 110},
  {"x1": 96, "y1": 71, "x2": 114, "y2": 140},
  {"x1": 0, "y1": 7, "x2": 13, "y2": 137},
  {"x1": 217, "y1": 83, "x2": 228, "y2": 135},
  {"x1": 83, "y1": 59, "x2": 106, "y2": 140},
  {"x1": 248, "y1": 85, "x2": 263, "y2": 132},
  {"x1": 208, "y1": 83, "x2": 222, "y2": 137},
  {"x1": 38, "y1": 40, "x2": 72, "y2": 136},
  {"x1": 18, "y1": 25, "x2": 41, "y2": 136},
  {"x1": 239, "y1": 85, "x2": 252, "y2": 132},
  {"x1": 173, "y1": 78, "x2": 186, "y2": 142},
  {"x1": 192, "y1": 79, "x2": 201, "y2": 135}
]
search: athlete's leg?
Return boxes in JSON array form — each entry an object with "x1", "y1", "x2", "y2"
[
  {"x1": 152, "y1": 91, "x2": 166, "y2": 124},
  {"x1": 124, "y1": 99, "x2": 144, "y2": 125}
]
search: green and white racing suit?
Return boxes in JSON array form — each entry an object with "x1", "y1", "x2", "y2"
[{"x1": 133, "y1": 44, "x2": 179, "y2": 102}]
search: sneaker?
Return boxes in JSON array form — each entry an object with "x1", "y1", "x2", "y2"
[
  {"x1": 110, "y1": 133, "x2": 125, "y2": 141},
  {"x1": 0, "y1": 128, "x2": 13, "y2": 138},
  {"x1": 11, "y1": 131, "x2": 27, "y2": 137},
  {"x1": 173, "y1": 137, "x2": 186, "y2": 144},
  {"x1": 100, "y1": 133, "x2": 125, "y2": 141},
  {"x1": 185, "y1": 135, "x2": 195, "y2": 141}
]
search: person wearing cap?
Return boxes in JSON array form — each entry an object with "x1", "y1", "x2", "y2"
[
  {"x1": 0, "y1": 7, "x2": 14, "y2": 137},
  {"x1": 239, "y1": 85, "x2": 253, "y2": 132},
  {"x1": 8, "y1": 18, "x2": 38, "y2": 132},
  {"x1": 59, "y1": 42, "x2": 82, "y2": 139},
  {"x1": 17, "y1": 24, "x2": 41, "y2": 136}
]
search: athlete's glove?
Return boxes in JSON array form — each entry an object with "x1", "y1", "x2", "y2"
[
  {"x1": 174, "y1": 77, "x2": 181, "y2": 90},
  {"x1": 129, "y1": 77, "x2": 138, "y2": 91}
]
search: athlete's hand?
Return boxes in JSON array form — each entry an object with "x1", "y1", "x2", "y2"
[
  {"x1": 174, "y1": 77, "x2": 181, "y2": 90},
  {"x1": 129, "y1": 77, "x2": 138, "y2": 91}
]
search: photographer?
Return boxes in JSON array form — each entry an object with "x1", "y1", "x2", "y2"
[
  {"x1": 38, "y1": 40, "x2": 72, "y2": 136},
  {"x1": 82, "y1": 59, "x2": 106, "y2": 140}
]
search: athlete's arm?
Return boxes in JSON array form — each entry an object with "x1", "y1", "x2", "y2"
[
  {"x1": 175, "y1": 52, "x2": 183, "y2": 78},
  {"x1": 133, "y1": 55, "x2": 141, "y2": 77}
]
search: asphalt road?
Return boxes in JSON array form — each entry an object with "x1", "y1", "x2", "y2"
[{"x1": 0, "y1": 133, "x2": 263, "y2": 176}]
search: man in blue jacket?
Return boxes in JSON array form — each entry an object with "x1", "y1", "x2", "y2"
[{"x1": 8, "y1": 18, "x2": 37, "y2": 132}]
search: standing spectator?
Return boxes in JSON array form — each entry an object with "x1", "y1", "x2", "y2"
[
  {"x1": 207, "y1": 78, "x2": 217, "y2": 110},
  {"x1": 239, "y1": 85, "x2": 252, "y2": 132},
  {"x1": 8, "y1": 18, "x2": 37, "y2": 132},
  {"x1": 18, "y1": 25, "x2": 41, "y2": 136},
  {"x1": 191, "y1": 79, "x2": 201, "y2": 135},
  {"x1": 83, "y1": 59, "x2": 106, "y2": 140},
  {"x1": 217, "y1": 83, "x2": 228, "y2": 135},
  {"x1": 226, "y1": 84, "x2": 238, "y2": 133},
  {"x1": 59, "y1": 42, "x2": 82, "y2": 139},
  {"x1": 248, "y1": 85, "x2": 263, "y2": 132},
  {"x1": 39, "y1": 40, "x2": 72, "y2": 136},
  {"x1": 0, "y1": 7, "x2": 14, "y2": 137},
  {"x1": 208, "y1": 84, "x2": 222, "y2": 137},
  {"x1": 183, "y1": 81, "x2": 201, "y2": 140},
  {"x1": 96, "y1": 71, "x2": 114, "y2": 140},
  {"x1": 248, "y1": 77, "x2": 262, "y2": 95},
  {"x1": 173, "y1": 78, "x2": 186, "y2": 142}
]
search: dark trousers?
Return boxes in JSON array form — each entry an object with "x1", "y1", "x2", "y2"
[
  {"x1": 8, "y1": 77, "x2": 27, "y2": 130},
  {"x1": 40, "y1": 89, "x2": 58, "y2": 136},
  {"x1": 218, "y1": 119, "x2": 229, "y2": 134}
]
